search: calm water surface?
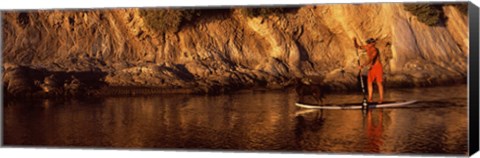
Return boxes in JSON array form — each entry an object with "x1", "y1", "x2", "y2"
[{"x1": 3, "y1": 85, "x2": 468, "y2": 155}]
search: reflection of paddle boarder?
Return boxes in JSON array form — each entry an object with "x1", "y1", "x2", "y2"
[
  {"x1": 366, "y1": 109, "x2": 383, "y2": 152},
  {"x1": 354, "y1": 38, "x2": 384, "y2": 104}
]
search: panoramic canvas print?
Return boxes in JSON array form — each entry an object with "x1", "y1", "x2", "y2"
[{"x1": 2, "y1": 2, "x2": 470, "y2": 155}]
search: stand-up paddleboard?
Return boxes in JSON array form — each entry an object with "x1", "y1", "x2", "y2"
[{"x1": 295, "y1": 100, "x2": 417, "y2": 110}]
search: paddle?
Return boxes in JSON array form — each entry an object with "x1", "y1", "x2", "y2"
[{"x1": 353, "y1": 38, "x2": 369, "y2": 111}]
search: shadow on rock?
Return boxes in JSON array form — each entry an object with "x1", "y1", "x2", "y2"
[{"x1": 3, "y1": 63, "x2": 108, "y2": 98}]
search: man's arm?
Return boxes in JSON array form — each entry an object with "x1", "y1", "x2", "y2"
[
  {"x1": 353, "y1": 38, "x2": 360, "y2": 48},
  {"x1": 353, "y1": 38, "x2": 365, "y2": 50}
]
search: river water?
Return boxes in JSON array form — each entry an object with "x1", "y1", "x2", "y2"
[{"x1": 3, "y1": 85, "x2": 468, "y2": 155}]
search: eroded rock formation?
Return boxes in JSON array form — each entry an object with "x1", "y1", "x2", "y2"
[{"x1": 1, "y1": 3, "x2": 468, "y2": 96}]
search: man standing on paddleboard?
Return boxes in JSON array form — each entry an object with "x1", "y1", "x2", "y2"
[{"x1": 354, "y1": 38, "x2": 384, "y2": 104}]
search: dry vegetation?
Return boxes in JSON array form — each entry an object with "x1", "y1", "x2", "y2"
[{"x1": 403, "y1": 3, "x2": 468, "y2": 26}]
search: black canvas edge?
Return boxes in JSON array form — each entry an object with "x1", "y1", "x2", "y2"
[
  {"x1": 0, "y1": 11, "x2": 3, "y2": 147},
  {"x1": 469, "y1": 1, "x2": 480, "y2": 156}
]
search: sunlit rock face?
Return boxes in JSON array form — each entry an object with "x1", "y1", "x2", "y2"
[{"x1": 1, "y1": 3, "x2": 468, "y2": 95}]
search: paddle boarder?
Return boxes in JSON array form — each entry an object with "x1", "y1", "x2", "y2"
[{"x1": 354, "y1": 38, "x2": 384, "y2": 104}]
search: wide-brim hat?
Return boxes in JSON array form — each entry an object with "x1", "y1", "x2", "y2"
[{"x1": 366, "y1": 38, "x2": 376, "y2": 44}]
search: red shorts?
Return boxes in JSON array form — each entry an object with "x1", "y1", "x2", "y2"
[{"x1": 368, "y1": 64, "x2": 383, "y2": 83}]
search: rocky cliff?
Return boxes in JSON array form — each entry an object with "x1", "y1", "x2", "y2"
[{"x1": 1, "y1": 3, "x2": 468, "y2": 96}]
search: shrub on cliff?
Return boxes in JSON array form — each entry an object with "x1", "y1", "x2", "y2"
[
  {"x1": 140, "y1": 9, "x2": 200, "y2": 34},
  {"x1": 403, "y1": 4, "x2": 445, "y2": 26},
  {"x1": 451, "y1": 3, "x2": 468, "y2": 15},
  {"x1": 239, "y1": 7, "x2": 285, "y2": 18}
]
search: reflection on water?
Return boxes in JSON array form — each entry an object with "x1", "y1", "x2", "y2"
[{"x1": 3, "y1": 85, "x2": 468, "y2": 155}]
